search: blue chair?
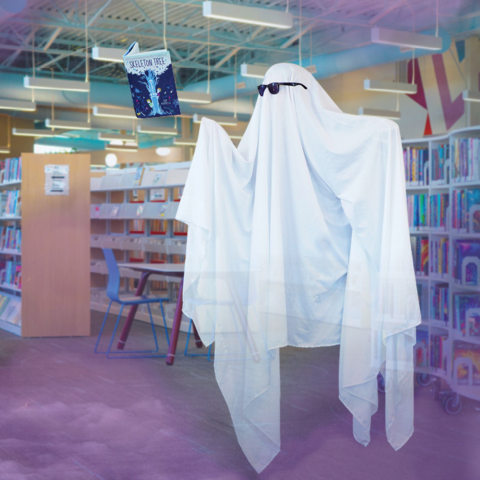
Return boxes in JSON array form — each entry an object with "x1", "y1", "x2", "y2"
[
  {"x1": 94, "y1": 248, "x2": 170, "y2": 359},
  {"x1": 184, "y1": 319, "x2": 214, "y2": 361}
]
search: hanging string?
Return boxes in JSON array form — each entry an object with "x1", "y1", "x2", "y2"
[
  {"x1": 396, "y1": 93, "x2": 400, "y2": 112},
  {"x1": 207, "y1": 18, "x2": 211, "y2": 94},
  {"x1": 85, "y1": 0, "x2": 91, "y2": 123},
  {"x1": 310, "y1": 28, "x2": 312, "y2": 67},
  {"x1": 50, "y1": 68, "x2": 55, "y2": 122},
  {"x1": 435, "y1": 0, "x2": 439, "y2": 37},
  {"x1": 286, "y1": 0, "x2": 289, "y2": 12},
  {"x1": 298, "y1": 0, "x2": 302, "y2": 66},
  {"x1": 174, "y1": 115, "x2": 178, "y2": 129},
  {"x1": 163, "y1": 0, "x2": 168, "y2": 49},
  {"x1": 411, "y1": 49, "x2": 416, "y2": 85},
  {"x1": 234, "y1": 52, "x2": 237, "y2": 119},
  {"x1": 31, "y1": 24, "x2": 35, "y2": 102}
]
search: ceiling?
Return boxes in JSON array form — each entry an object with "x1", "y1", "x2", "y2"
[{"x1": 0, "y1": 0, "x2": 478, "y2": 90}]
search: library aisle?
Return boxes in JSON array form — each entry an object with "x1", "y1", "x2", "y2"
[{"x1": 0, "y1": 1, "x2": 479, "y2": 479}]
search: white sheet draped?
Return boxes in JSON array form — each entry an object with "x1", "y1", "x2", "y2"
[{"x1": 176, "y1": 63, "x2": 421, "y2": 473}]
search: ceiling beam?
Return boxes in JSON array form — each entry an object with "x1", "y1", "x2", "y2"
[
  {"x1": 214, "y1": 47, "x2": 240, "y2": 69},
  {"x1": 42, "y1": 27, "x2": 63, "y2": 51}
]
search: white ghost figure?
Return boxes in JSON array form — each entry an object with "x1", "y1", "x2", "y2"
[{"x1": 176, "y1": 63, "x2": 421, "y2": 473}]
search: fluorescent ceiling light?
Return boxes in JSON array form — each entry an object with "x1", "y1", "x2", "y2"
[
  {"x1": 240, "y1": 63, "x2": 269, "y2": 79},
  {"x1": 24, "y1": 76, "x2": 90, "y2": 92},
  {"x1": 0, "y1": 148, "x2": 10, "y2": 154},
  {"x1": 203, "y1": 1, "x2": 293, "y2": 29},
  {"x1": 193, "y1": 113, "x2": 238, "y2": 126},
  {"x1": 12, "y1": 128, "x2": 57, "y2": 138},
  {"x1": 371, "y1": 27, "x2": 442, "y2": 51},
  {"x1": 98, "y1": 132, "x2": 136, "y2": 142},
  {"x1": 228, "y1": 134, "x2": 243, "y2": 139},
  {"x1": 173, "y1": 138, "x2": 197, "y2": 146},
  {"x1": 364, "y1": 79, "x2": 417, "y2": 94},
  {"x1": 93, "y1": 105, "x2": 136, "y2": 119},
  {"x1": 137, "y1": 125, "x2": 179, "y2": 135},
  {"x1": 463, "y1": 90, "x2": 480, "y2": 103},
  {"x1": 105, "y1": 145, "x2": 138, "y2": 152},
  {"x1": 45, "y1": 119, "x2": 92, "y2": 130},
  {"x1": 177, "y1": 91, "x2": 212, "y2": 104},
  {"x1": 92, "y1": 46, "x2": 124, "y2": 63},
  {"x1": 0, "y1": 99, "x2": 36, "y2": 111},
  {"x1": 105, "y1": 153, "x2": 118, "y2": 167},
  {"x1": 109, "y1": 140, "x2": 123, "y2": 146},
  {"x1": 358, "y1": 107, "x2": 401, "y2": 121}
]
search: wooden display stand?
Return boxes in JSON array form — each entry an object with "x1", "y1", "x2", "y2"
[{"x1": 21, "y1": 153, "x2": 91, "y2": 337}]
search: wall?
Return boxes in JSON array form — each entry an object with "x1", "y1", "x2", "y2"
[
  {"x1": 0, "y1": 115, "x2": 35, "y2": 160},
  {"x1": 321, "y1": 38, "x2": 480, "y2": 139}
]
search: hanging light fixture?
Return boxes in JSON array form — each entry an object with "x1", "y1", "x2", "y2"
[
  {"x1": 358, "y1": 107, "x2": 401, "y2": 120},
  {"x1": 177, "y1": 91, "x2": 212, "y2": 104},
  {"x1": 240, "y1": 63, "x2": 269, "y2": 79},
  {"x1": 92, "y1": 46, "x2": 124, "y2": 63},
  {"x1": 203, "y1": 1, "x2": 293, "y2": 29},
  {"x1": 0, "y1": 99, "x2": 37, "y2": 112},
  {"x1": 463, "y1": 91, "x2": 480, "y2": 103},
  {"x1": 24, "y1": 76, "x2": 90, "y2": 92},
  {"x1": 105, "y1": 145, "x2": 138, "y2": 152},
  {"x1": 371, "y1": 27, "x2": 442, "y2": 51},
  {"x1": 173, "y1": 138, "x2": 197, "y2": 146},
  {"x1": 98, "y1": 132, "x2": 136, "y2": 142},
  {"x1": 137, "y1": 125, "x2": 179, "y2": 135},
  {"x1": 45, "y1": 119, "x2": 92, "y2": 130},
  {"x1": 93, "y1": 105, "x2": 136, "y2": 119},
  {"x1": 12, "y1": 128, "x2": 58, "y2": 137},
  {"x1": 364, "y1": 79, "x2": 417, "y2": 94},
  {"x1": 192, "y1": 113, "x2": 238, "y2": 126}
]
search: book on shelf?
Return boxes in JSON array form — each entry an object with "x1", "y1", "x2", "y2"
[
  {"x1": 0, "y1": 260, "x2": 21, "y2": 289},
  {"x1": 173, "y1": 187, "x2": 184, "y2": 202},
  {"x1": 0, "y1": 293, "x2": 21, "y2": 325},
  {"x1": 173, "y1": 220, "x2": 188, "y2": 236},
  {"x1": 416, "y1": 283, "x2": 427, "y2": 318},
  {"x1": 151, "y1": 188, "x2": 167, "y2": 202},
  {"x1": 1, "y1": 190, "x2": 21, "y2": 217},
  {"x1": 429, "y1": 193, "x2": 449, "y2": 230},
  {"x1": 430, "y1": 237, "x2": 448, "y2": 276},
  {"x1": 150, "y1": 219, "x2": 167, "y2": 235},
  {"x1": 430, "y1": 333, "x2": 448, "y2": 371},
  {"x1": 404, "y1": 147, "x2": 429, "y2": 186},
  {"x1": 407, "y1": 194, "x2": 428, "y2": 229},
  {"x1": 453, "y1": 341, "x2": 480, "y2": 386},
  {"x1": 415, "y1": 329, "x2": 429, "y2": 367},
  {"x1": 453, "y1": 292, "x2": 480, "y2": 336},
  {"x1": 0, "y1": 157, "x2": 22, "y2": 184},
  {"x1": 431, "y1": 144, "x2": 449, "y2": 183},
  {"x1": 452, "y1": 137, "x2": 480, "y2": 183},
  {"x1": 452, "y1": 188, "x2": 480, "y2": 233},
  {"x1": 430, "y1": 283, "x2": 449, "y2": 323},
  {"x1": 453, "y1": 239, "x2": 480, "y2": 286},
  {"x1": 411, "y1": 236, "x2": 429, "y2": 275}
]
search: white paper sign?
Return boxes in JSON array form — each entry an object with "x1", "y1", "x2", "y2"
[{"x1": 45, "y1": 165, "x2": 69, "y2": 196}]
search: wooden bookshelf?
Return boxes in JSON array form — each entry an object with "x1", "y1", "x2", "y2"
[{"x1": 19, "y1": 153, "x2": 91, "y2": 337}]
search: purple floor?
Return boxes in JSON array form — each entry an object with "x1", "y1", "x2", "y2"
[{"x1": 0, "y1": 311, "x2": 479, "y2": 480}]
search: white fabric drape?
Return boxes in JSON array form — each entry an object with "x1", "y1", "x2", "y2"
[{"x1": 176, "y1": 63, "x2": 421, "y2": 473}]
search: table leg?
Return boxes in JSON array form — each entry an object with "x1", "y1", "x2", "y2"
[
  {"x1": 166, "y1": 277, "x2": 184, "y2": 366},
  {"x1": 117, "y1": 272, "x2": 152, "y2": 350},
  {"x1": 192, "y1": 323, "x2": 203, "y2": 348}
]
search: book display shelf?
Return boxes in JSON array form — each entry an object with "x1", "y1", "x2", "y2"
[
  {"x1": 0, "y1": 153, "x2": 91, "y2": 338},
  {"x1": 404, "y1": 125, "x2": 480, "y2": 414},
  {"x1": 90, "y1": 161, "x2": 191, "y2": 331}
]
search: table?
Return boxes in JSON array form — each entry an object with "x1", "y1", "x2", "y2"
[{"x1": 117, "y1": 263, "x2": 203, "y2": 365}]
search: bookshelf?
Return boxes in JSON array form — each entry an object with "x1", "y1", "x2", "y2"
[
  {"x1": 90, "y1": 161, "x2": 191, "y2": 332},
  {"x1": 405, "y1": 125, "x2": 480, "y2": 413},
  {"x1": 0, "y1": 154, "x2": 91, "y2": 337}
]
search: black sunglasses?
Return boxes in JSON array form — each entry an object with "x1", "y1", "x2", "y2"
[{"x1": 257, "y1": 82, "x2": 307, "y2": 96}]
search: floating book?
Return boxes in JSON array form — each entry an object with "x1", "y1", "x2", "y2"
[{"x1": 123, "y1": 42, "x2": 181, "y2": 118}]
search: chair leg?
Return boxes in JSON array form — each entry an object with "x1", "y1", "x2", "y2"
[
  {"x1": 159, "y1": 300, "x2": 170, "y2": 345},
  {"x1": 94, "y1": 301, "x2": 113, "y2": 354},
  {"x1": 147, "y1": 303, "x2": 160, "y2": 353},
  {"x1": 106, "y1": 304, "x2": 125, "y2": 359},
  {"x1": 184, "y1": 319, "x2": 193, "y2": 356}
]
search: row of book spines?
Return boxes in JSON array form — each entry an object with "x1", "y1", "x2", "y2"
[
  {"x1": 411, "y1": 236, "x2": 429, "y2": 275},
  {"x1": 430, "y1": 238, "x2": 448, "y2": 275},
  {"x1": 452, "y1": 188, "x2": 480, "y2": 232},
  {"x1": 407, "y1": 194, "x2": 428, "y2": 228},
  {"x1": 3, "y1": 191, "x2": 20, "y2": 216},
  {"x1": 431, "y1": 145, "x2": 448, "y2": 181},
  {"x1": 403, "y1": 148, "x2": 428, "y2": 184},
  {"x1": 430, "y1": 334, "x2": 448, "y2": 370},
  {"x1": 430, "y1": 284, "x2": 449, "y2": 322},
  {"x1": 0, "y1": 261, "x2": 21, "y2": 288},
  {"x1": 127, "y1": 220, "x2": 187, "y2": 236},
  {"x1": 452, "y1": 137, "x2": 480, "y2": 181},
  {"x1": 1, "y1": 158, "x2": 21, "y2": 184},
  {"x1": 452, "y1": 293, "x2": 480, "y2": 336},
  {"x1": 0, "y1": 226, "x2": 21, "y2": 251},
  {"x1": 0, "y1": 294, "x2": 12, "y2": 317},
  {"x1": 452, "y1": 239, "x2": 480, "y2": 284}
]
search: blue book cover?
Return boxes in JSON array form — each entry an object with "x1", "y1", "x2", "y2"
[{"x1": 123, "y1": 42, "x2": 181, "y2": 118}]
